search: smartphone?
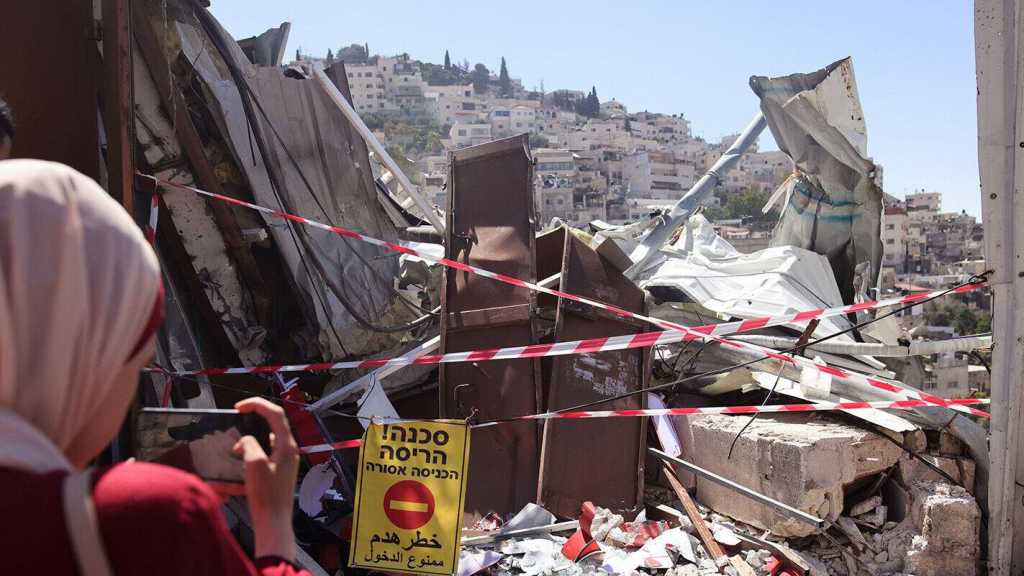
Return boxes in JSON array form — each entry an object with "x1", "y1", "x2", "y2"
[{"x1": 136, "y1": 408, "x2": 271, "y2": 491}]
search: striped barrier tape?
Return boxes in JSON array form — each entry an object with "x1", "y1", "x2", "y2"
[
  {"x1": 298, "y1": 398, "x2": 991, "y2": 454},
  {"x1": 144, "y1": 279, "x2": 980, "y2": 378},
  {"x1": 141, "y1": 175, "x2": 983, "y2": 342},
  {"x1": 141, "y1": 175, "x2": 985, "y2": 415}
]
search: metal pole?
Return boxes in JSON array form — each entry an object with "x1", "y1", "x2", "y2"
[
  {"x1": 626, "y1": 112, "x2": 767, "y2": 279},
  {"x1": 312, "y1": 68, "x2": 446, "y2": 234},
  {"x1": 649, "y1": 447, "x2": 822, "y2": 528}
]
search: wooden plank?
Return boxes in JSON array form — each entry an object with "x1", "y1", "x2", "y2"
[
  {"x1": 446, "y1": 303, "x2": 532, "y2": 330},
  {"x1": 132, "y1": 8, "x2": 272, "y2": 327},
  {"x1": 662, "y1": 463, "x2": 728, "y2": 573},
  {"x1": 101, "y1": 0, "x2": 134, "y2": 212}
]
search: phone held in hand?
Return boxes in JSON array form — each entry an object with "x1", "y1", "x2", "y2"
[{"x1": 136, "y1": 408, "x2": 272, "y2": 494}]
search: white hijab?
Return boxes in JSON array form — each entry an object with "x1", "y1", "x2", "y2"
[{"x1": 0, "y1": 160, "x2": 162, "y2": 472}]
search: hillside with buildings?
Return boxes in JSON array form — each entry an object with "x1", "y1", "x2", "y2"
[
  {"x1": 299, "y1": 45, "x2": 991, "y2": 399},
  {"x1": 300, "y1": 45, "x2": 793, "y2": 237}
]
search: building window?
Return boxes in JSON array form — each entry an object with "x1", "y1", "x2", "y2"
[
  {"x1": 458, "y1": 129, "x2": 467, "y2": 136},
  {"x1": 886, "y1": 239, "x2": 895, "y2": 245},
  {"x1": 886, "y1": 224, "x2": 895, "y2": 230}
]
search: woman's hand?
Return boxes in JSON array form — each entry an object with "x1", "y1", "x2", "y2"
[{"x1": 233, "y1": 397, "x2": 301, "y2": 560}]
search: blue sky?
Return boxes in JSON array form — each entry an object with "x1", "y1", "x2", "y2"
[{"x1": 210, "y1": 1, "x2": 980, "y2": 216}]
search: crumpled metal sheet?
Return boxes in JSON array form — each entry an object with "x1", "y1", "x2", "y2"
[
  {"x1": 173, "y1": 14, "x2": 405, "y2": 360},
  {"x1": 751, "y1": 57, "x2": 884, "y2": 303},
  {"x1": 639, "y1": 214, "x2": 854, "y2": 340}
]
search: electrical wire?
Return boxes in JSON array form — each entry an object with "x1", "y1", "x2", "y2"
[{"x1": 474, "y1": 273, "x2": 990, "y2": 427}]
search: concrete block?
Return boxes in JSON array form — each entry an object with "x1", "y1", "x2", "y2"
[
  {"x1": 905, "y1": 481, "x2": 980, "y2": 576},
  {"x1": 937, "y1": 429, "x2": 964, "y2": 456},
  {"x1": 897, "y1": 455, "x2": 975, "y2": 491},
  {"x1": 674, "y1": 414, "x2": 902, "y2": 537},
  {"x1": 903, "y1": 429, "x2": 927, "y2": 453}
]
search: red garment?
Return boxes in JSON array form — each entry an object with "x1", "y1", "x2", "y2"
[{"x1": 0, "y1": 462, "x2": 311, "y2": 576}]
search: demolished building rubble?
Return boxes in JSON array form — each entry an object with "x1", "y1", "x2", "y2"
[{"x1": 7, "y1": 1, "x2": 994, "y2": 574}]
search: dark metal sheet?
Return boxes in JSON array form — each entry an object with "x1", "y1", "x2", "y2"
[
  {"x1": 0, "y1": 1, "x2": 99, "y2": 178},
  {"x1": 538, "y1": 231, "x2": 649, "y2": 517},
  {"x1": 439, "y1": 135, "x2": 542, "y2": 524}
]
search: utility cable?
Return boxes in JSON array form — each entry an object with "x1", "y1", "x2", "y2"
[{"x1": 474, "y1": 274, "x2": 990, "y2": 426}]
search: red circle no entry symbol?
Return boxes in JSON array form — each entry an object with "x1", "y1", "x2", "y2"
[{"x1": 384, "y1": 480, "x2": 435, "y2": 530}]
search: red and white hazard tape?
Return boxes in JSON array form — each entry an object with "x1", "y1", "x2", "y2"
[
  {"x1": 142, "y1": 176, "x2": 982, "y2": 343},
  {"x1": 146, "y1": 193, "x2": 159, "y2": 246},
  {"x1": 300, "y1": 438, "x2": 363, "y2": 455},
  {"x1": 142, "y1": 176, "x2": 986, "y2": 416},
  {"x1": 495, "y1": 398, "x2": 992, "y2": 426},
  {"x1": 299, "y1": 398, "x2": 991, "y2": 453}
]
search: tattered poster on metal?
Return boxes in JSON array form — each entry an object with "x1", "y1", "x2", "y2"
[{"x1": 350, "y1": 421, "x2": 471, "y2": 575}]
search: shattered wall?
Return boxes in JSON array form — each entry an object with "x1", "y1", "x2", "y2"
[{"x1": 133, "y1": 0, "x2": 409, "y2": 372}]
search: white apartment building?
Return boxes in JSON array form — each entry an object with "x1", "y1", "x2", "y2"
[
  {"x1": 905, "y1": 191, "x2": 941, "y2": 220},
  {"x1": 344, "y1": 63, "x2": 390, "y2": 113},
  {"x1": 600, "y1": 99, "x2": 628, "y2": 118},
  {"x1": 536, "y1": 180, "x2": 574, "y2": 227},
  {"x1": 534, "y1": 148, "x2": 576, "y2": 177},
  {"x1": 419, "y1": 154, "x2": 448, "y2": 175},
  {"x1": 448, "y1": 123, "x2": 492, "y2": 148},
  {"x1": 738, "y1": 151, "x2": 793, "y2": 191},
  {"x1": 622, "y1": 151, "x2": 695, "y2": 200},
  {"x1": 343, "y1": 54, "x2": 428, "y2": 115},
  {"x1": 489, "y1": 105, "x2": 536, "y2": 138},
  {"x1": 651, "y1": 114, "x2": 692, "y2": 143},
  {"x1": 882, "y1": 206, "x2": 908, "y2": 269},
  {"x1": 428, "y1": 93, "x2": 488, "y2": 127},
  {"x1": 420, "y1": 172, "x2": 447, "y2": 208}
]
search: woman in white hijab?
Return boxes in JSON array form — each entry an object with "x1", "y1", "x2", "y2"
[{"x1": 0, "y1": 160, "x2": 309, "y2": 576}]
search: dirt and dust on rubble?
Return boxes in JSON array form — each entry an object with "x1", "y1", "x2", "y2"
[{"x1": 70, "y1": 2, "x2": 991, "y2": 574}]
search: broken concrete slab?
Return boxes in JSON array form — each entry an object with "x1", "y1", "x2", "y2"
[
  {"x1": 898, "y1": 454, "x2": 976, "y2": 491},
  {"x1": 937, "y1": 428, "x2": 965, "y2": 456},
  {"x1": 674, "y1": 414, "x2": 902, "y2": 537},
  {"x1": 905, "y1": 481, "x2": 981, "y2": 576}
]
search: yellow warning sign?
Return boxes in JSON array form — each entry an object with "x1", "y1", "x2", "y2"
[{"x1": 349, "y1": 420, "x2": 471, "y2": 575}]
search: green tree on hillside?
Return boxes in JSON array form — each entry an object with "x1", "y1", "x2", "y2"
[
  {"x1": 470, "y1": 63, "x2": 491, "y2": 94},
  {"x1": 704, "y1": 188, "x2": 779, "y2": 220},
  {"x1": 444, "y1": 50, "x2": 451, "y2": 70},
  {"x1": 499, "y1": 57, "x2": 512, "y2": 96},
  {"x1": 337, "y1": 43, "x2": 369, "y2": 63},
  {"x1": 578, "y1": 86, "x2": 600, "y2": 118}
]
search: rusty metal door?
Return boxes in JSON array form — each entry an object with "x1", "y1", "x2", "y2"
[
  {"x1": 538, "y1": 231, "x2": 649, "y2": 517},
  {"x1": 439, "y1": 135, "x2": 542, "y2": 523}
]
